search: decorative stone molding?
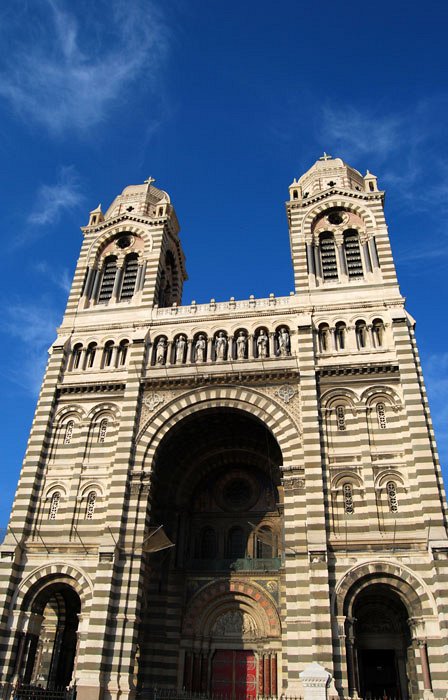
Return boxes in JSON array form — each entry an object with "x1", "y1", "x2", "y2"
[{"x1": 276, "y1": 384, "x2": 296, "y2": 403}]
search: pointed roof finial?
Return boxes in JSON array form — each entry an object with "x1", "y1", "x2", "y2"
[
  {"x1": 319, "y1": 152, "x2": 332, "y2": 161},
  {"x1": 144, "y1": 176, "x2": 156, "y2": 186}
]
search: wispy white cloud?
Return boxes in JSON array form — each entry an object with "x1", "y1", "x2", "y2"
[
  {"x1": 0, "y1": 0, "x2": 168, "y2": 135},
  {"x1": 34, "y1": 261, "x2": 73, "y2": 294},
  {"x1": 28, "y1": 166, "x2": 82, "y2": 226},
  {"x1": 0, "y1": 300, "x2": 60, "y2": 395},
  {"x1": 421, "y1": 352, "x2": 448, "y2": 471}
]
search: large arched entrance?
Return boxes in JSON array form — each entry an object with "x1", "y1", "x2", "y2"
[
  {"x1": 138, "y1": 407, "x2": 284, "y2": 695},
  {"x1": 19, "y1": 581, "x2": 81, "y2": 689},
  {"x1": 353, "y1": 584, "x2": 413, "y2": 699}
]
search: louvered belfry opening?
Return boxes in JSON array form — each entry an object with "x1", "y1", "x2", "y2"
[
  {"x1": 98, "y1": 255, "x2": 118, "y2": 303},
  {"x1": 320, "y1": 232, "x2": 339, "y2": 281},
  {"x1": 120, "y1": 253, "x2": 139, "y2": 300},
  {"x1": 344, "y1": 229, "x2": 363, "y2": 279}
]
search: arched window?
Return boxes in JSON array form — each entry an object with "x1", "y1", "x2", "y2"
[
  {"x1": 319, "y1": 232, "x2": 339, "y2": 281},
  {"x1": 98, "y1": 418, "x2": 108, "y2": 443},
  {"x1": 386, "y1": 481, "x2": 398, "y2": 513},
  {"x1": 117, "y1": 339, "x2": 129, "y2": 365},
  {"x1": 372, "y1": 318, "x2": 385, "y2": 347},
  {"x1": 335, "y1": 405, "x2": 346, "y2": 431},
  {"x1": 85, "y1": 342, "x2": 97, "y2": 368},
  {"x1": 200, "y1": 528, "x2": 217, "y2": 559},
  {"x1": 102, "y1": 340, "x2": 114, "y2": 367},
  {"x1": 98, "y1": 256, "x2": 118, "y2": 303},
  {"x1": 71, "y1": 343, "x2": 83, "y2": 370},
  {"x1": 356, "y1": 320, "x2": 368, "y2": 349},
  {"x1": 227, "y1": 527, "x2": 246, "y2": 559},
  {"x1": 255, "y1": 526, "x2": 274, "y2": 558},
  {"x1": 85, "y1": 491, "x2": 97, "y2": 519},
  {"x1": 318, "y1": 323, "x2": 330, "y2": 353},
  {"x1": 343, "y1": 230, "x2": 363, "y2": 279},
  {"x1": 64, "y1": 420, "x2": 74, "y2": 445},
  {"x1": 335, "y1": 322, "x2": 346, "y2": 350},
  {"x1": 119, "y1": 253, "x2": 139, "y2": 301},
  {"x1": 376, "y1": 402, "x2": 387, "y2": 429},
  {"x1": 49, "y1": 491, "x2": 60, "y2": 520},
  {"x1": 343, "y1": 483, "x2": 354, "y2": 514}
]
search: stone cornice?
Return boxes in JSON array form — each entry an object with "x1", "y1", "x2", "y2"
[
  {"x1": 143, "y1": 368, "x2": 300, "y2": 390},
  {"x1": 57, "y1": 382, "x2": 126, "y2": 396},
  {"x1": 318, "y1": 364, "x2": 399, "y2": 378},
  {"x1": 287, "y1": 187, "x2": 384, "y2": 210}
]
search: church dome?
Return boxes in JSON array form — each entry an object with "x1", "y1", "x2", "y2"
[{"x1": 290, "y1": 154, "x2": 369, "y2": 200}]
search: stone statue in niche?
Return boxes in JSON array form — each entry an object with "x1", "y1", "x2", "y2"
[
  {"x1": 257, "y1": 330, "x2": 268, "y2": 358},
  {"x1": 215, "y1": 332, "x2": 227, "y2": 360},
  {"x1": 175, "y1": 335, "x2": 187, "y2": 364},
  {"x1": 155, "y1": 337, "x2": 167, "y2": 365},
  {"x1": 278, "y1": 327, "x2": 290, "y2": 356},
  {"x1": 236, "y1": 331, "x2": 247, "y2": 360},
  {"x1": 195, "y1": 334, "x2": 206, "y2": 362}
]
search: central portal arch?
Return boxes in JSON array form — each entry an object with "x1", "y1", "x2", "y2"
[{"x1": 137, "y1": 404, "x2": 286, "y2": 693}]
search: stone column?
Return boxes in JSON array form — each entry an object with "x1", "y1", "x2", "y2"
[
  {"x1": 368, "y1": 236, "x2": 380, "y2": 269},
  {"x1": 269, "y1": 332, "x2": 276, "y2": 357},
  {"x1": 299, "y1": 662, "x2": 331, "y2": 700}
]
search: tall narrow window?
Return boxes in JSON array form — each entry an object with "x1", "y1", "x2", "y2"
[
  {"x1": 85, "y1": 342, "x2": 97, "y2": 368},
  {"x1": 372, "y1": 318, "x2": 384, "y2": 347},
  {"x1": 49, "y1": 491, "x2": 60, "y2": 520},
  {"x1": 343, "y1": 230, "x2": 363, "y2": 279},
  {"x1": 320, "y1": 233, "x2": 339, "y2": 281},
  {"x1": 318, "y1": 324, "x2": 330, "y2": 353},
  {"x1": 85, "y1": 491, "x2": 97, "y2": 519},
  {"x1": 336, "y1": 405, "x2": 346, "y2": 431},
  {"x1": 72, "y1": 343, "x2": 83, "y2": 370},
  {"x1": 98, "y1": 418, "x2": 108, "y2": 443},
  {"x1": 64, "y1": 420, "x2": 74, "y2": 445},
  {"x1": 335, "y1": 322, "x2": 346, "y2": 350},
  {"x1": 227, "y1": 527, "x2": 246, "y2": 559},
  {"x1": 343, "y1": 483, "x2": 354, "y2": 514},
  {"x1": 119, "y1": 254, "x2": 139, "y2": 300},
  {"x1": 376, "y1": 402, "x2": 387, "y2": 429},
  {"x1": 103, "y1": 341, "x2": 114, "y2": 367},
  {"x1": 118, "y1": 339, "x2": 129, "y2": 365},
  {"x1": 356, "y1": 320, "x2": 368, "y2": 349},
  {"x1": 386, "y1": 481, "x2": 398, "y2": 513},
  {"x1": 255, "y1": 527, "x2": 274, "y2": 558},
  {"x1": 98, "y1": 256, "x2": 118, "y2": 303},
  {"x1": 200, "y1": 528, "x2": 217, "y2": 559}
]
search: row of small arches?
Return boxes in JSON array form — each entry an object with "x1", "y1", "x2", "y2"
[
  {"x1": 150, "y1": 326, "x2": 291, "y2": 365},
  {"x1": 69, "y1": 340, "x2": 130, "y2": 371},
  {"x1": 317, "y1": 318, "x2": 385, "y2": 352}
]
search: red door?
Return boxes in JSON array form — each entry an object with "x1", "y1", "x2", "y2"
[{"x1": 211, "y1": 650, "x2": 257, "y2": 700}]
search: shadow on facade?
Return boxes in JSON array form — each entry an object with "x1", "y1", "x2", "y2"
[{"x1": 137, "y1": 408, "x2": 284, "y2": 699}]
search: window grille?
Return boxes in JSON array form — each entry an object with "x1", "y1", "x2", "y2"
[
  {"x1": 319, "y1": 233, "x2": 339, "y2": 281},
  {"x1": 98, "y1": 256, "x2": 118, "y2": 303},
  {"x1": 376, "y1": 402, "x2": 387, "y2": 429},
  {"x1": 336, "y1": 405, "x2": 346, "y2": 431},
  {"x1": 256, "y1": 527, "x2": 274, "y2": 558},
  {"x1": 343, "y1": 483, "x2": 354, "y2": 514},
  {"x1": 98, "y1": 418, "x2": 108, "y2": 443},
  {"x1": 85, "y1": 491, "x2": 97, "y2": 519},
  {"x1": 49, "y1": 491, "x2": 60, "y2": 520},
  {"x1": 64, "y1": 420, "x2": 74, "y2": 444},
  {"x1": 119, "y1": 254, "x2": 139, "y2": 300},
  {"x1": 386, "y1": 481, "x2": 398, "y2": 513},
  {"x1": 343, "y1": 230, "x2": 364, "y2": 279}
]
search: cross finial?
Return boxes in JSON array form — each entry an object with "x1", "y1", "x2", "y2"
[
  {"x1": 319, "y1": 152, "x2": 332, "y2": 161},
  {"x1": 144, "y1": 176, "x2": 156, "y2": 186}
]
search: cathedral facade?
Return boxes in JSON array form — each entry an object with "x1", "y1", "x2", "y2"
[{"x1": 1, "y1": 156, "x2": 447, "y2": 700}]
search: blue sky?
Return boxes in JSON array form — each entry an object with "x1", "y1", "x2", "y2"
[{"x1": 1, "y1": 0, "x2": 448, "y2": 528}]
